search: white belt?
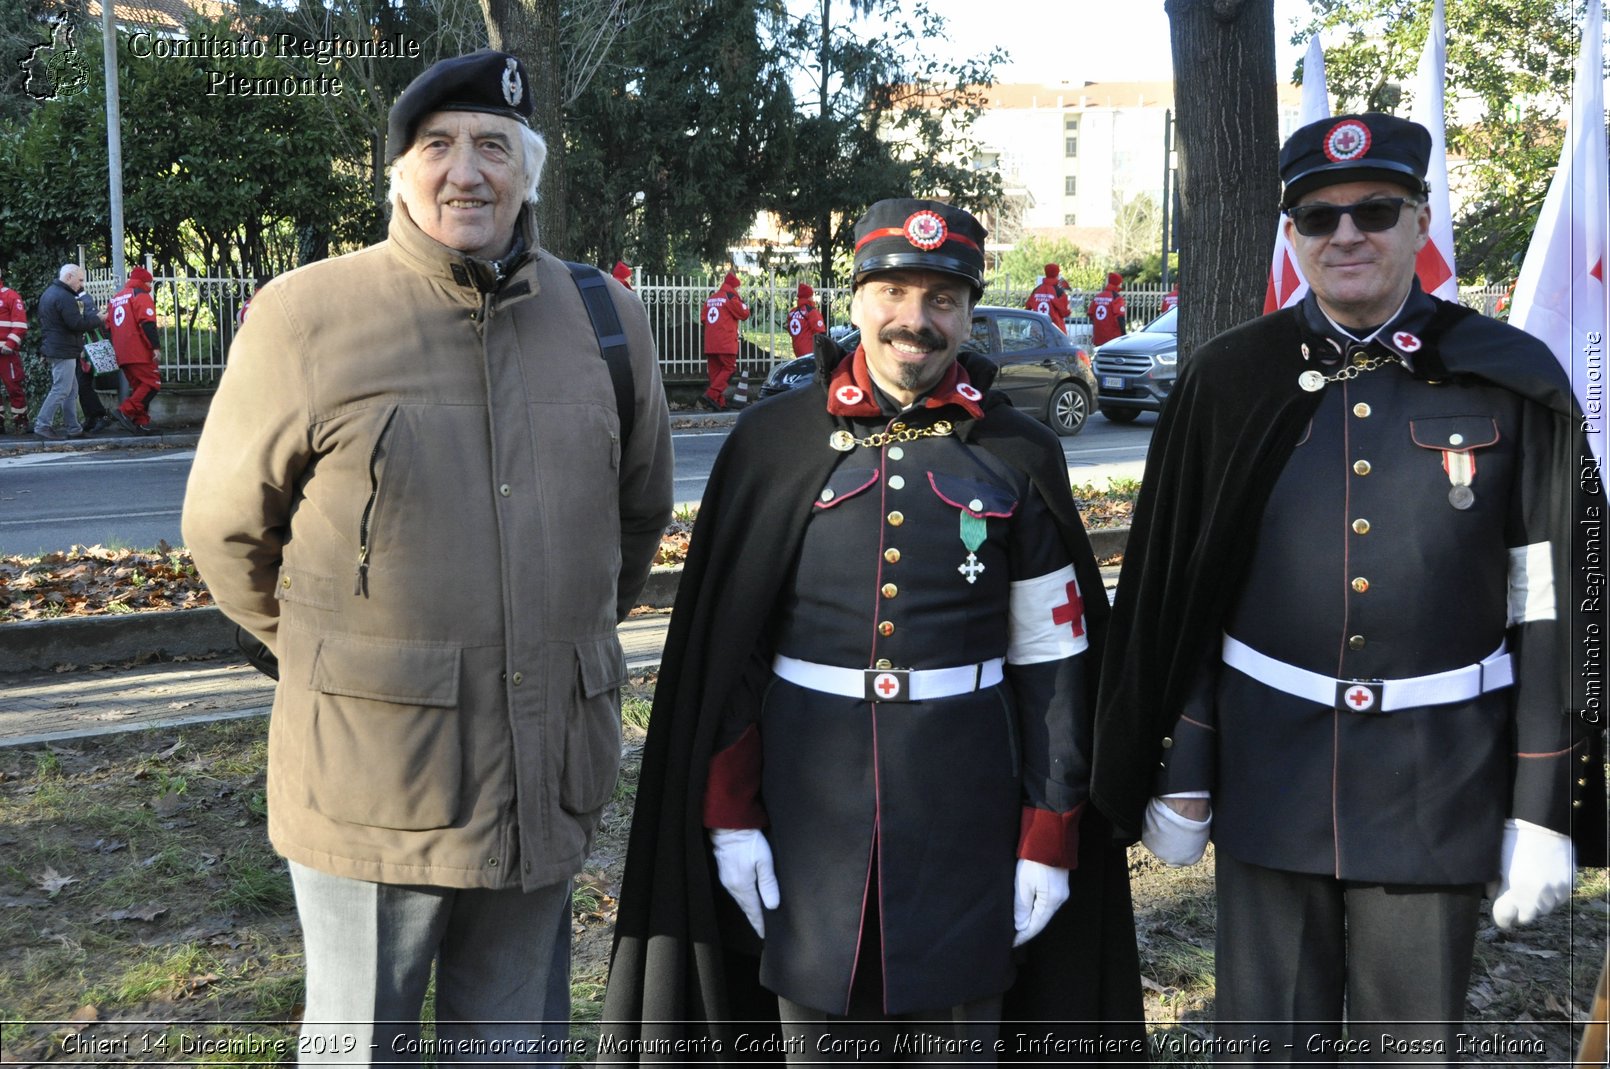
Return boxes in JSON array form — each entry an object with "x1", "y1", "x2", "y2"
[
  {"x1": 773, "y1": 654, "x2": 1005, "y2": 703},
  {"x1": 1221, "y1": 635, "x2": 1513, "y2": 714}
]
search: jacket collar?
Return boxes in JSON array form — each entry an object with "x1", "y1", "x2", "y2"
[
  {"x1": 819, "y1": 341, "x2": 992, "y2": 424},
  {"x1": 386, "y1": 200, "x2": 540, "y2": 300},
  {"x1": 1298, "y1": 278, "x2": 1438, "y2": 367}
]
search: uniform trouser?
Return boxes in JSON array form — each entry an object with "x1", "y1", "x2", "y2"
[
  {"x1": 34, "y1": 357, "x2": 80, "y2": 433},
  {"x1": 75, "y1": 360, "x2": 107, "y2": 421},
  {"x1": 0, "y1": 350, "x2": 25, "y2": 416},
  {"x1": 118, "y1": 361, "x2": 162, "y2": 424},
  {"x1": 288, "y1": 861, "x2": 573, "y2": 1067},
  {"x1": 1214, "y1": 852, "x2": 1483, "y2": 1067},
  {"x1": 704, "y1": 353, "x2": 737, "y2": 405}
]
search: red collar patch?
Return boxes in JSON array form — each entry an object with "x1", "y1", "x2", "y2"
[{"x1": 825, "y1": 347, "x2": 986, "y2": 421}]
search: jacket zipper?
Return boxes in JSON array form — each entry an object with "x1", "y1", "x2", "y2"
[{"x1": 354, "y1": 406, "x2": 399, "y2": 595}]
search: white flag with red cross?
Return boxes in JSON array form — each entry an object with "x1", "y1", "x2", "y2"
[
  {"x1": 1509, "y1": 0, "x2": 1608, "y2": 467},
  {"x1": 1410, "y1": 0, "x2": 1458, "y2": 300},
  {"x1": 1265, "y1": 36, "x2": 1331, "y2": 313}
]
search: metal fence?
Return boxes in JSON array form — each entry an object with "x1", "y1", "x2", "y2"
[{"x1": 77, "y1": 263, "x2": 1510, "y2": 386}]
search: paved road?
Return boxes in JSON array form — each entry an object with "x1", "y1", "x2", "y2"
[{"x1": 0, "y1": 414, "x2": 1154, "y2": 555}]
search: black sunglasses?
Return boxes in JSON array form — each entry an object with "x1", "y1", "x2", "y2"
[{"x1": 1286, "y1": 197, "x2": 1414, "y2": 237}]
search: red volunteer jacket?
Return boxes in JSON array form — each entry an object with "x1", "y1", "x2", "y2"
[
  {"x1": 702, "y1": 273, "x2": 750, "y2": 356},
  {"x1": 108, "y1": 283, "x2": 159, "y2": 364}
]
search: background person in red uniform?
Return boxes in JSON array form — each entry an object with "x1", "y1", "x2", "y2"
[
  {"x1": 1025, "y1": 262, "x2": 1072, "y2": 333},
  {"x1": 785, "y1": 282, "x2": 826, "y2": 356},
  {"x1": 107, "y1": 265, "x2": 162, "y2": 434},
  {"x1": 1161, "y1": 284, "x2": 1179, "y2": 312},
  {"x1": 0, "y1": 268, "x2": 29, "y2": 434},
  {"x1": 611, "y1": 260, "x2": 634, "y2": 290},
  {"x1": 1087, "y1": 271, "x2": 1128, "y2": 346},
  {"x1": 699, "y1": 270, "x2": 749, "y2": 410}
]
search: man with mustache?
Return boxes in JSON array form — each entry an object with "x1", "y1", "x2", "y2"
[{"x1": 604, "y1": 198, "x2": 1143, "y2": 1061}]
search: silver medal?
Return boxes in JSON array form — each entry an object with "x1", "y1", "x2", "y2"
[
  {"x1": 1298, "y1": 370, "x2": 1326, "y2": 393},
  {"x1": 829, "y1": 430, "x2": 856, "y2": 452},
  {"x1": 1448, "y1": 485, "x2": 1475, "y2": 510}
]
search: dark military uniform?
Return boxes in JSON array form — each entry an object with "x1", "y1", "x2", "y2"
[{"x1": 702, "y1": 349, "x2": 1093, "y2": 1016}]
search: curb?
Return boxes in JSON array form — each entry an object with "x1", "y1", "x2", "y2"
[{"x1": 0, "y1": 534, "x2": 1128, "y2": 673}]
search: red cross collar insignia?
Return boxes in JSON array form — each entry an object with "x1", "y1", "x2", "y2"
[
  {"x1": 1050, "y1": 578, "x2": 1085, "y2": 638},
  {"x1": 824, "y1": 348, "x2": 986, "y2": 421},
  {"x1": 1324, "y1": 119, "x2": 1371, "y2": 162},
  {"x1": 1392, "y1": 330, "x2": 1422, "y2": 353}
]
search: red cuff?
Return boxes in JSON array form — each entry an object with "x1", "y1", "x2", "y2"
[
  {"x1": 702, "y1": 723, "x2": 768, "y2": 829},
  {"x1": 1018, "y1": 803, "x2": 1084, "y2": 869}
]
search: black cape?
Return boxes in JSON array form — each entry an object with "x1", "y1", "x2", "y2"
[
  {"x1": 601, "y1": 345, "x2": 1146, "y2": 1064},
  {"x1": 1090, "y1": 291, "x2": 1606, "y2": 865}
]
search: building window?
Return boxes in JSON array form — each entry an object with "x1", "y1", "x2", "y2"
[
  {"x1": 1064, "y1": 176, "x2": 1077, "y2": 196},
  {"x1": 1065, "y1": 136, "x2": 1078, "y2": 157},
  {"x1": 1064, "y1": 213, "x2": 1077, "y2": 226}
]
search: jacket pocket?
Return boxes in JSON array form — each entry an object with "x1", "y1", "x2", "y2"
[
  {"x1": 813, "y1": 467, "x2": 879, "y2": 510},
  {"x1": 561, "y1": 635, "x2": 626, "y2": 815},
  {"x1": 303, "y1": 635, "x2": 462, "y2": 831},
  {"x1": 1408, "y1": 415, "x2": 1499, "y2": 453},
  {"x1": 926, "y1": 472, "x2": 1019, "y2": 518}
]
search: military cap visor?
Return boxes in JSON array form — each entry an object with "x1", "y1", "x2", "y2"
[
  {"x1": 386, "y1": 50, "x2": 533, "y2": 161},
  {"x1": 1279, "y1": 113, "x2": 1432, "y2": 208}
]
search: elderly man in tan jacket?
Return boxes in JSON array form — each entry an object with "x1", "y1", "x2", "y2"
[{"x1": 182, "y1": 50, "x2": 673, "y2": 1060}]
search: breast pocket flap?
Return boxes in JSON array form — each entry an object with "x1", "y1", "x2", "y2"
[
  {"x1": 1409, "y1": 415, "x2": 1499, "y2": 453},
  {"x1": 577, "y1": 635, "x2": 627, "y2": 698},
  {"x1": 927, "y1": 472, "x2": 1019, "y2": 518},
  {"x1": 813, "y1": 467, "x2": 879, "y2": 510}
]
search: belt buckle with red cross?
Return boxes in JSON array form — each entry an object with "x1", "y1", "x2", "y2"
[
  {"x1": 864, "y1": 669, "x2": 912, "y2": 703},
  {"x1": 1336, "y1": 679, "x2": 1385, "y2": 714}
]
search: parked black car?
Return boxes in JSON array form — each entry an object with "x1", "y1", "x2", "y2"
[
  {"x1": 757, "y1": 306, "x2": 1098, "y2": 436},
  {"x1": 1092, "y1": 306, "x2": 1177, "y2": 423}
]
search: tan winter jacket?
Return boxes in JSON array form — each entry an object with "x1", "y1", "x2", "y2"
[{"x1": 182, "y1": 206, "x2": 674, "y2": 891}]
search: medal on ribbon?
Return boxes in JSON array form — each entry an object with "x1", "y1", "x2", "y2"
[
  {"x1": 1442, "y1": 448, "x2": 1476, "y2": 509},
  {"x1": 958, "y1": 511, "x2": 987, "y2": 584}
]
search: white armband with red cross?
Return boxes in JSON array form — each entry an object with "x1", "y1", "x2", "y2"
[{"x1": 1008, "y1": 565, "x2": 1088, "y2": 664}]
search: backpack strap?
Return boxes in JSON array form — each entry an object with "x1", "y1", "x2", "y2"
[{"x1": 563, "y1": 260, "x2": 635, "y2": 450}]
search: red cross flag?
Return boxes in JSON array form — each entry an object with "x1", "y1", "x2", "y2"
[
  {"x1": 1510, "y1": 0, "x2": 1608, "y2": 468},
  {"x1": 1265, "y1": 36, "x2": 1331, "y2": 313},
  {"x1": 1410, "y1": 0, "x2": 1458, "y2": 300}
]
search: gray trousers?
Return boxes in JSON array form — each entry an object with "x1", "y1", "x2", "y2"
[
  {"x1": 34, "y1": 356, "x2": 80, "y2": 433},
  {"x1": 1214, "y1": 852, "x2": 1482, "y2": 1067},
  {"x1": 289, "y1": 861, "x2": 573, "y2": 1067}
]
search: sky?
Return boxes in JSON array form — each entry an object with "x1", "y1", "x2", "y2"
[{"x1": 884, "y1": 0, "x2": 1313, "y2": 87}]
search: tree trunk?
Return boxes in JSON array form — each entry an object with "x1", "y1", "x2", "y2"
[
  {"x1": 1165, "y1": 0, "x2": 1280, "y2": 360},
  {"x1": 481, "y1": 0, "x2": 569, "y2": 256}
]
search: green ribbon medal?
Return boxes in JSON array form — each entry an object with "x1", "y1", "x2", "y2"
[{"x1": 958, "y1": 511, "x2": 987, "y2": 584}]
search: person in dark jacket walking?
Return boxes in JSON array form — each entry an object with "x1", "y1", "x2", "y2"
[{"x1": 34, "y1": 263, "x2": 104, "y2": 439}]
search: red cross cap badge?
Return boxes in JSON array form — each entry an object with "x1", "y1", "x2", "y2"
[
  {"x1": 835, "y1": 384, "x2": 865, "y2": 406},
  {"x1": 1339, "y1": 685, "x2": 1378, "y2": 708},
  {"x1": 903, "y1": 210, "x2": 948, "y2": 251},
  {"x1": 1323, "y1": 119, "x2": 1372, "y2": 163},
  {"x1": 1393, "y1": 331, "x2": 1422, "y2": 352}
]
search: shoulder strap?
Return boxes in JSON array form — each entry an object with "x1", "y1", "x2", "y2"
[{"x1": 563, "y1": 260, "x2": 635, "y2": 449}]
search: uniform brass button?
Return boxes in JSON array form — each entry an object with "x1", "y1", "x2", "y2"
[
  {"x1": 878, "y1": 621, "x2": 895, "y2": 637},
  {"x1": 884, "y1": 548, "x2": 900, "y2": 563},
  {"x1": 820, "y1": 488, "x2": 835, "y2": 503},
  {"x1": 1352, "y1": 518, "x2": 1371, "y2": 535},
  {"x1": 881, "y1": 583, "x2": 898, "y2": 598},
  {"x1": 1160, "y1": 737, "x2": 1174, "y2": 749},
  {"x1": 1448, "y1": 433, "x2": 1464, "y2": 445},
  {"x1": 887, "y1": 511, "x2": 905, "y2": 526},
  {"x1": 1579, "y1": 778, "x2": 1589, "y2": 787},
  {"x1": 1585, "y1": 753, "x2": 1594, "y2": 763},
  {"x1": 487, "y1": 857, "x2": 498, "y2": 866},
  {"x1": 1352, "y1": 577, "x2": 1369, "y2": 593},
  {"x1": 875, "y1": 659, "x2": 893, "y2": 670},
  {"x1": 511, "y1": 672, "x2": 524, "y2": 686},
  {"x1": 1348, "y1": 635, "x2": 1366, "y2": 650},
  {"x1": 888, "y1": 475, "x2": 906, "y2": 490},
  {"x1": 281, "y1": 576, "x2": 292, "y2": 588},
  {"x1": 888, "y1": 447, "x2": 904, "y2": 460},
  {"x1": 1350, "y1": 350, "x2": 1370, "y2": 367},
  {"x1": 1574, "y1": 800, "x2": 1583, "y2": 808},
  {"x1": 891, "y1": 422, "x2": 906, "y2": 432},
  {"x1": 969, "y1": 498, "x2": 985, "y2": 512},
  {"x1": 499, "y1": 483, "x2": 512, "y2": 497},
  {"x1": 1353, "y1": 402, "x2": 1372, "y2": 418},
  {"x1": 1353, "y1": 460, "x2": 1372, "y2": 475}
]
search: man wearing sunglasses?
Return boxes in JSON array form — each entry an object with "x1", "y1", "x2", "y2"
[{"x1": 1095, "y1": 112, "x2": 1601, "y2": 1060}]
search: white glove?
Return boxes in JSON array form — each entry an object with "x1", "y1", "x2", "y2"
[
  {"x1": 1489, "y1": 818, "x2": 1575, "y2": 930},
  {"x1": 709, "y1": 828, "x2": 780, "y2": 937},
  {"x1": 1141, "y1": 796, "x2": 1212, "y2": 867},
  {"x1": 1012, "y1": 859, "x2": 1070, "y2": 946}
]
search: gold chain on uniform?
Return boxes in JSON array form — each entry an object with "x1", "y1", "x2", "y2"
[
  {"x1": 1322, "y1": 352, "x2": 1399, "y2": 383},
  {"x1": 844, "y1": 419, "x2": 954, "y2": 449}
]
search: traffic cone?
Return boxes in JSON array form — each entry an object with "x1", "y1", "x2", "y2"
[{"x1": 729, "y1": 369, "x2": 751, "y2": 409}]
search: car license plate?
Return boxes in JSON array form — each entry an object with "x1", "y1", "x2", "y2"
[{"x1": 1101, "y1": 375, "x2": 1126, "y2": 389}]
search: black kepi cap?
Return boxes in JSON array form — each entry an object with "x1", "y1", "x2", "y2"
[
  {"x1": 386, "y1": 50, "x2": 533, "y2": 161},
  {"x1": 852, "y1": 199, "x2": 987, "y2": 293},
  {"x1": 1279, "y1": 113, "x2": 1431, "y2": 208}
]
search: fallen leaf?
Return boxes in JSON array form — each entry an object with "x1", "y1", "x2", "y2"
[
  {"x1": 98, "y1": 904, "x2": 169, "y2": 923},
  {"x1": 35, "y1": 867, "x2": 78, "y2": 896}
]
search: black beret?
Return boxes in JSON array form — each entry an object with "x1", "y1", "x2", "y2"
[
  {"x1": 1279, "y1": 113, "x2": 1432, "y2": 208},
  {"x1": 852, "y1": 198, "x2": 987, "y2": 292},
  {"x1": 386, "y1": 50, "x2": 533, "y2": 162}
]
